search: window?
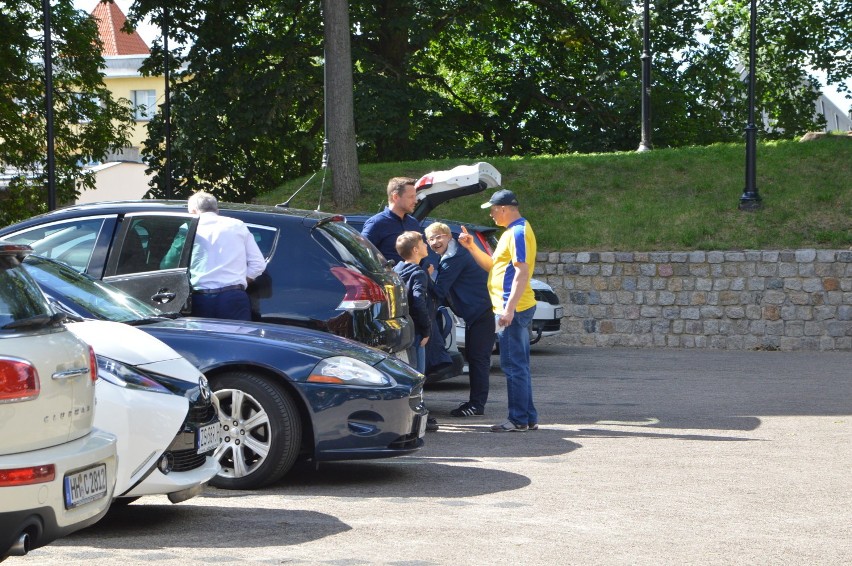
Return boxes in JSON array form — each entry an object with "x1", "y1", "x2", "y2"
[
  {"x1": 131, "y1": 90, "x2": 157, "y2": 120},
  {"x1": 1, "y1": 218, "x2": 108, "y2": 273},
  {"x1": 116, "y1": 215, "x2": 194, "y2": 275}
]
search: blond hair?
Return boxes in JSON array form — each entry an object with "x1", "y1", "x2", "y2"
[{"x1": 425, "y1": 222, "x2": 451, "y2": 238}]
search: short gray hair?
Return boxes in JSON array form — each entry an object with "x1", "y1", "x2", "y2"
[{"x1": 188, "y1": 191, "x2": 218, "y2": 214}]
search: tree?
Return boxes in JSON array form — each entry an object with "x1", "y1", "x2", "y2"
[
  {"x1": 323, "y1": 0, "x2": 360, "y2": 207},
  {"x1": 0, "y1": 0, "x2": 133, "y2": 226},
  {"x1": 131, "y1": 0, "x2": 326, "y2": 203},
  {"x1": 122, "y1": 0, "x2": 848, "y2": 201}
]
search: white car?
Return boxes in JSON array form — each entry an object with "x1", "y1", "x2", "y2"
[
  {"x1": 1, "y1": 244, "x2": 118, "y2": 560},
  {"x1": 454, "y1": 277, "x2": 563, "y2": 350},
  {"x1": 64, "y1": 320, "x2": 221, "y2": 505}
]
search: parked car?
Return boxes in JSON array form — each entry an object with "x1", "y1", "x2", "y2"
[
  {"x1": 0, "y1": 202, "x2": 412, "y2": 359},
  {"x1": 0, "y1": 244, "x2": 117, "y2": 560},
  {"x1": 65, "y1": 320, "x2": 220, "y2": 504},
  {"x1": 24, "y1": 255, "x2": 429, "y2": 490}
]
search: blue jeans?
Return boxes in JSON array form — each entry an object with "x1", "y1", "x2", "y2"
[
  {"x1": 410, "y1": 334, "x2": 426, "y2": 375},
  {"x1": 496, "y1": 306, "x2": 537, "y2": 426}
]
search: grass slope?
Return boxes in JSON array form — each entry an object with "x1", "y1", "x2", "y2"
[{"x1": 257, "y1": 137, "x2": 851, "y2": 251}]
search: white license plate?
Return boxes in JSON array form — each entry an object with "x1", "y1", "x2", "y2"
[
  {"x1": 554, "y1": 307, "x2": 564, "y2": 318},
  {"x1": 417, "y1": 415, "x2": 428, "y2": 438},
  {"x1": 196, "y1": 422, "x2": 222, "y2": 454},
  {"x1": 64, "y1": 464, "x2": 108, "y2": 509}
]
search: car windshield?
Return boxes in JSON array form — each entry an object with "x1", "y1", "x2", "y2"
[
  {"x1": 23, "y1": 256, "x2": 165, "y2": 324},
  {"x1": 0, "y1": 254, "x2": 53, "y2": 328}
]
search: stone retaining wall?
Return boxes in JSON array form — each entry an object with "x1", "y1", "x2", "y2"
[{"x1": 535, "y1": 249, "x2": 852, "y2": 351}]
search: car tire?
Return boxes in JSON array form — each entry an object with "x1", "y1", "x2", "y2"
[{"x1": 208, "y1": 372, "x2": 302, "y2": 490}]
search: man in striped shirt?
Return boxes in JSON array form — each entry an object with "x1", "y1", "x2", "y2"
[{"x1": 458, "y1": 189, "x2": 538, "y2": 432}]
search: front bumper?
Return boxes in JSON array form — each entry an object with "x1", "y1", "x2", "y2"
[{"x1": 302, "y1": 359, "x2": 428, "y2": 461}]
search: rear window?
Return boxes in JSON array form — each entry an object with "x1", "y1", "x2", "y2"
[
  {"x1": 0, "y1": 255, "x2": 52, "y2": 328},
  {"x1": 315, "y1": 220, "x2": 388, "y2": 273}
]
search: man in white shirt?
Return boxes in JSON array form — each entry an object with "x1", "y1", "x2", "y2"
[{"x1": 187, "y1": 191, "x2": 267, "y2": 321}]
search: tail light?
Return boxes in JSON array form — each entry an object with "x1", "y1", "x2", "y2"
[
  {"x1": 88, "y1": 345, "x2": 97, "y2": 384},
  {"x1": 331, "y1": 267, "x2": 386, "y2": 310},
  {"x1": 0, "y1": 465, "x2": 56, "y2": 487},
  {"x1": 0, "y1": 357, "x2": 40, "y2": 404}
]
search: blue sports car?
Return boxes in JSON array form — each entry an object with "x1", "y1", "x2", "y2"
[{"x1": 24, "y1": 255, "x2": 428, "y2": 490}]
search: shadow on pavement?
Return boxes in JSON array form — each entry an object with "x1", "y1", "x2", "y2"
[
  {"x1": 270, "y1": 457, "x2": 539, "y2": 497},
  {"x1": 60, "y1": 505, "x2": 349, "y2": 549}
]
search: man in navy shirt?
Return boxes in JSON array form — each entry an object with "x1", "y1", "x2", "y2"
[{"x1": 361, "y1": 177, "x2": 422, "y2": 265}]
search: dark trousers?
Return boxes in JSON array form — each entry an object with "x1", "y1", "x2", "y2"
[
  {"x1": 465, "y1": 310, "x2": 496, "y2": 409},
  {"x1": 191, "y1": 289, "x2": 252, "y2": 321}
]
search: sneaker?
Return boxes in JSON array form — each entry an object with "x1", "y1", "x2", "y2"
[
  {"x1": 426, "y1": 417, "x2": 439, "y2": 432},
  {"x1": 490, "y1": 420, "x2": 528, "y2": 433},
  {"x1": 450, "y1": 402, "x2": 484, "y2": 417},
  {"x1": 528, "y1": 423, "x2": 539, "y2": 431}
]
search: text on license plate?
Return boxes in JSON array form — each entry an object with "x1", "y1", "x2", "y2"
[
  {"x1": 197, "y1": 422, "x2": 222, "y2": 454},
  {"x1": 64, "y1": 464, "x2": 108, "y2": 509},
  {"x1": 554, "y1": 307, "x2": 564, "y2": 318}
]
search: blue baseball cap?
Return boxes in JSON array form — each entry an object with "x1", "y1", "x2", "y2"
[{"x1": 480, "y1": 189, "x2": 519, "y2": 208}]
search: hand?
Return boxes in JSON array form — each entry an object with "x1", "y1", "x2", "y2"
[
  {"x1": 427, "y1": 263, "x2": 435, "y2": 276},
  {"x1": 498, "y1": 310, "x2": 514, "y2": 328},
  {"x1": 420, "y1": 336, "x2": 429, "y2": 346},
  {"x1": 458, "y1": 225, "x2": 474, "y2": 249}
]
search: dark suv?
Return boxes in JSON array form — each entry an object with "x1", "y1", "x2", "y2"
[{"x1": 0, "y1": 203, "x2": 412, "y2": 356}]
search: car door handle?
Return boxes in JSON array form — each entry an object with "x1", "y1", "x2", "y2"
[
  {"x1": 52, "y1": 367, "x2": 90, "y2": 380},
  {"x1": 152, "y1": 289, "x2": 176, "y2": 303}
]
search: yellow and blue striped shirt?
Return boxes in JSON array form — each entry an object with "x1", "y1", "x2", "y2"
[{"x1": 488, "y1": 217, "x2": 537, "y2": 314}]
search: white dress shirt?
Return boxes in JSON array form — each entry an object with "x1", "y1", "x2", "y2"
[{"x1": 190, "y1": 212, "x2": 267, "y2": 290}]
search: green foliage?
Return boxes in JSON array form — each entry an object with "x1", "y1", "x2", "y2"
[
  {"x1": 120, "y1": 0, "x2": 848, "y2": 200},
  {"x1": 258, "y1": 136, "x2": 852, "y2": 251},
  {"x1": 132, "y1": 0, "x2": 325, "y2": 201},
  {"x1": 0, "y1": 0, "x2": 133, "y2": 226}
]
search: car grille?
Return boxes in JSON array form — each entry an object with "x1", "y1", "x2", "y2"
[
  {"x1": 169, "y1": 447, "x2": 208, "y2": 472},
  {"x1": 534, "y1": 289, "x2": 561, "y2": 305},
  {"x1": 188, "y1": 402, "x2": 216, "y2": 424},
  {"x1": 533, "y1": 319, "x2": 562, "y2": 332}
]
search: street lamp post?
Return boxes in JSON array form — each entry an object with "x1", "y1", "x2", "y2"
[
  {"x1": 43, "y1": 0, "x2": 56, "y2": 210},
  {"x1": 637, "y1": 0, "x2": 652, "y2": 152},
  {"x1": 738, "y1": 0, "x2": 762, "y2": 210},
  {"x1": 163, "y1": 7, "x2": 172, "y2": 199}
]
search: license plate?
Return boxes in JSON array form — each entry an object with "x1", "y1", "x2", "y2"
[
  {"x1": 554, "y1": 307, "x2": 564, "y2": 318},
  {"x1": 417, "y1": 415, "x2": 428, "y2": 438},
  {"x1": 64, "y1": 464, "x2": 108, "y2": 509},
  {"x1": 196, "y1": 422, "x2": 222, "y2": 454}
]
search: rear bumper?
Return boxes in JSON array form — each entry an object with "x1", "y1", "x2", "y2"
[{"x1": 0, "y1": 430, "x2": 117, "y2": 558}]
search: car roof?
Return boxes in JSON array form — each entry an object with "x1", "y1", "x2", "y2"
[{"x1": 12, "y1": 200, "x2": 337, "y2": 224}]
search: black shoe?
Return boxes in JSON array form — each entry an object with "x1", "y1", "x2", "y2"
[
  {"x1": 450, "y1": 402, "x2": 484, "y2": 417},
  {"x1": 426, "y1": 417, "x2": 439, "y2": 432}
]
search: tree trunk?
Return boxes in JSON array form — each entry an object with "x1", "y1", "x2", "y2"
[{"x1": 323, "y1": 0, "x2": 360, "y2": 208}]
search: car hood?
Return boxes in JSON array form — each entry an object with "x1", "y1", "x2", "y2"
[
  {"x1": 144, "y1": 317, "x2": 390, "y2": 366},
  {"x1": 65, "y1": 320, "x2": 202, "y2": 384}
]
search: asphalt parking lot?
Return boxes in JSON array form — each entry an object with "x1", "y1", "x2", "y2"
[{"x1": 12, "y1": 345, "x2": 851, "y2": 565}]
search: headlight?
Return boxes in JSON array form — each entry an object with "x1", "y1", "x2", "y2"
[
  {"x1": 307, "y1": 356, "x2": 393, "y2": 387},
  {"x1": 96, "y1": 356, "x2": 171, "y2": 394}
]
